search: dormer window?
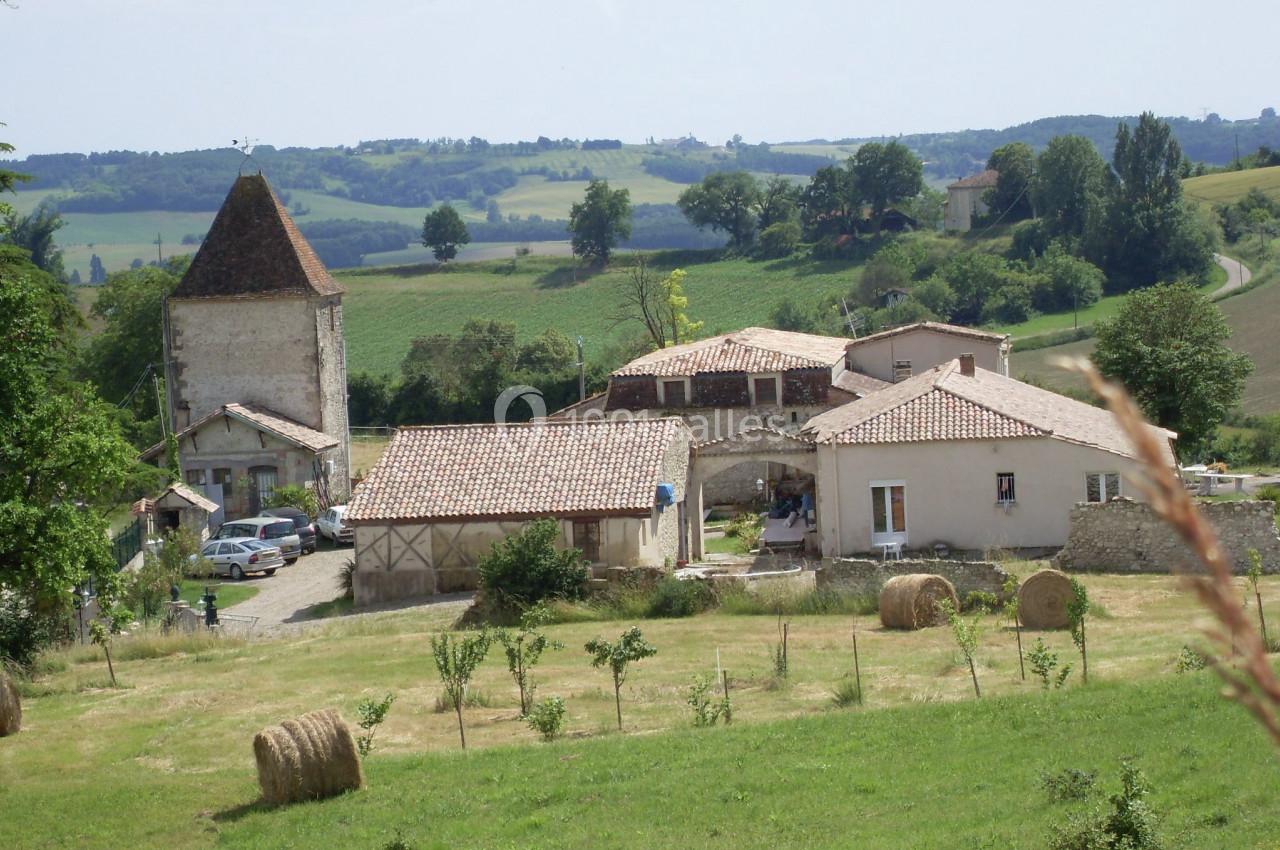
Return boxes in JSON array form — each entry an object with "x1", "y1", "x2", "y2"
[
  {"x1": 660, "y1": 378, "x2": 688, "y2": 407},
  {"x1": 749, "y1": 373, "x2": 781, "y2": 406}
]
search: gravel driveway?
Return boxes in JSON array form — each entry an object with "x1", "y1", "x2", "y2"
[{"x1": 221, "y1": 544, "x2": 351, "y2": 632}]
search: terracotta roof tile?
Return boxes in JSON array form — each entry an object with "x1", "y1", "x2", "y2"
[
  {"x1": 612, "y1": 327, "x2": 848, "y2": 377},
  {"x1": 832, "y1": 370, "x2": 891, "y2": 398},
  {"x1": 948, "y1": 169, "x2": 1000, "y2": 189},
  {"x1": 844, "y1": 321, "x2": 1009, "y2": 350},
  {"x1": 173, "y1": 174, "x2": 344, "y2": 299},
  {"x1": 345, "y1": 419, "x2": 689, "y2": 523},
  {"x1": 139, "y1": 402, "x2": 337, "y2": 459},
  {"x1": 162, "y1": 482, "x2": 220, "y2": 514},
  {"x1": 804, "y1": 360, "x2": 1176, "y2": 462}
]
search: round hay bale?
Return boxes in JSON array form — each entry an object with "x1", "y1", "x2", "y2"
[
  {"x1": 0, "y1": 671, "x2": 20, "y2": 737},
  {"x1": 879, "y1": 574, "x2": 958, "y2": 629},
  {"x1": 253, "y1": 708, "x2": 364, "y2": 805},
  {"x1": 1019, "y1": 568, "x2": 1074, "y2": 629}
]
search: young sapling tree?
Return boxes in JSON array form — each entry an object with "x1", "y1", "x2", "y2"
[
  {"x1": 1067, "y1": 578, "x2": 1091, "y2": 684},
  {"x1": 1028, "y1": 638, "x2": 1072, "y2": 689},
  {"x1": 495, "y1": 603, "x2": 562, "y2": 716},
  {"x1": 431, "y1": 631, "x2": 492, "y2": 749},
  {"x1": 940, "y1": 598, "x2": 983, "y2": 698},
  {"x1": 585, "y1": 626, "x2": 656, "y2": 730},
  {"x1": 1003, "y1": 574, "x2": 1026, "y2": 681},
  {"x1": 1245, "y1": 549, "x2": 1269, "y2": 649},
  {"x1": 850, "y1": 611, "x2": 864, "y2": 705},
  {"x1": 88, "y1": 606, "x2": 133, "y2": 688},
  {"x1": 355, "y1": 692, "x2": 396, "y2": 757}
]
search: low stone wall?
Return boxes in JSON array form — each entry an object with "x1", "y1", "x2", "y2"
[
  {"x1": 1052, "y1": 498, "x2": 1280, "y2": 574},
  {"x1": 817, "y1": 558, "x2": 1010, "y2": 599}
]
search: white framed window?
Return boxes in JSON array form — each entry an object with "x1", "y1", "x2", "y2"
[
  {"x1": 996, "y1": 472, "x2": 1016, "y2": 505},
  {"x1": 870, "y1": 479, "x2": 907, "y2": 546},
  {"x1": 185, "y1": 468, "x2": 207, "y2": 486},
  {"x1": 658, "y1": 377, "x2": 690, "y2": 407},
  {"x1": 1086, "y1": 472, "x2": 1121, "y2": 503},
  {"x1": 748, "y1": 373, "x2": 781, "y2": 406}
]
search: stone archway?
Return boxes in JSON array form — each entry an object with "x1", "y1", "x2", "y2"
[{"x1": 689, "y1": 428, "x2": 819, "y2": 560}]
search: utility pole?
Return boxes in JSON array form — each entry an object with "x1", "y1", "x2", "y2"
[
  {"x1": 155, "y1": 232, "x2": 163, "y2": 265},
  {"x1": 151, "y1": 365, "x2": 168, "y2": 441},
  {"x1": 575, "y1": 335, "x2": 586, "y2": 402}
]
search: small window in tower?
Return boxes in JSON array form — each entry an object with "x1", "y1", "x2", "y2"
[{"x1": 329, "y1": 305, "x2": 336, "y2": 331}]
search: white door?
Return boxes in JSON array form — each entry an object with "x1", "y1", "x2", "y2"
[{"x1": 870, "y1": 481, "x2": 907, "y2": 547}]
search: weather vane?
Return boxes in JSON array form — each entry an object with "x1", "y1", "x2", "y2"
[{"x1": 232, "y1": 137, "x2": 261, "y2": 175}]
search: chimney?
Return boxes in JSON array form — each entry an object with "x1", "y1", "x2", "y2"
[{"x1": 959, "y1": 353, "x2": 975, "y2": 377}]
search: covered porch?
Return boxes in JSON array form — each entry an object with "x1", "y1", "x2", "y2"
[{"x1": 688, "y1": 428, "x2": 820, "y2": 561}]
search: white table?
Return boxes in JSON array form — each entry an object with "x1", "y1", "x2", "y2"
[{"x1": 1196, "y1": 472, "x2": 1254, "y2": 495}]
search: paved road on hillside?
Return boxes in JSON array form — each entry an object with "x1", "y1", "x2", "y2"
[{"x1": 1213, "y1": 253, "x2": 1252, "y2": 297}]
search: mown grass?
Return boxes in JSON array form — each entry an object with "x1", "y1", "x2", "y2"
[
  {"x1": 1184, "y1": 165, "x2": 1280, "y2": 206},
  {"x1": 340, "y1": 251, "x2": 860, "y2": 375},
  {"x1": 176, "y1": 579, "x2": 259, "y2": 610},
  {"x1": 2, "y1": 575, "x2": 1277, "y2": 849}
]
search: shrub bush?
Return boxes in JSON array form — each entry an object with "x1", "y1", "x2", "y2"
[
  {"x1": 477, "y1": 519, "x2": 589, "y2": 607},
  {"x1": 1039, "y1": 767, "x2": 1097, "y2": 802},
  {"x1": 646, "y1": 577, "x2": 716, "y2": 618},
  {"x1": 525, "y1": 696, "x2": 566, "y2": 741}
]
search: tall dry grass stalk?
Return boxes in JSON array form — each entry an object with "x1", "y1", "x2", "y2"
[{"x1": 1061, "y1": 357, "x2": 1280, "y2": 748}]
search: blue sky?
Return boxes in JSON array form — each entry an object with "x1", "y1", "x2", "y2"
[{"x1": 4, "y1": 0, "x2": 1278, "y2": 155}]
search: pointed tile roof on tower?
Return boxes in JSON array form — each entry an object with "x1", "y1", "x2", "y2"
[{"x1": 172, "y1": 173, "x2": 344, "y2": 299}]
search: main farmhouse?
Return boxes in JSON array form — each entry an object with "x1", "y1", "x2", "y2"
[{"x1": 349, "y1": 320, "x2": 1172, "y2": 603}]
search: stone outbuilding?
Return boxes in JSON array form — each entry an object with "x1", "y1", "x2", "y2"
[
  {"x1": 156, "y1": 173, "x2": 351, "y2": 520},
  {"x1": 141, "y1": 403, "x2": 341, "y2": 526},
  {"x1": 345, "y1": 419, "x2": 693, "y2": 605},
  {"x1": 151, "y1": 482, "x2": 219, "y2": 540}
]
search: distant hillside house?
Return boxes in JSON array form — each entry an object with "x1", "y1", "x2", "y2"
[
  {"x1": 944, "y1": 169, "x2": 999, "y2": 232},
  {"x1": 345, "y1": 419, "x2": 692, "y2": 605},
  {"x1": 154, "y1": 174, "x2": 351, "y2": 524},
  {"x1": 844, "y1": 321, "x2": 1010, "y2": 383}
]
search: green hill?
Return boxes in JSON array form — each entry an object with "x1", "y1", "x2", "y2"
[
  {"x1": 1184, "y1": 165, "x2": 1280, "y2": 206},
  {"x1": 1012, "y1": 247, "x2": 1280, "y2": 415},
  {"x1": 339, "y1": 251, "x2": 860, "y2": 376}
]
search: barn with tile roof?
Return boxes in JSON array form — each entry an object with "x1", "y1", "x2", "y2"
[{"x1": 345, "y1": 419, "x2": 692, "y2": 604}]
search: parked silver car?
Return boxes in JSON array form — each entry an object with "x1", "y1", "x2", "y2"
[
  {"x1": 198, "y1": 537, "x2": 286, "y2": 581},
  {"x1": 213, "y1": 517, "x2": 302, "y2": 563},
  {"x1": 316, "y1": 505, "x2": 353, "y2": 544}
]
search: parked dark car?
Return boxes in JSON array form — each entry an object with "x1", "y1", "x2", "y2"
[{"x1": 261, "y1": 507, "x2": 317, "y2": 555}]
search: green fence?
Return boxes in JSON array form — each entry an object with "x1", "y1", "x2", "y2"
[{"x1": 110, "y1": 517, "x2": 143, "y2": 569}]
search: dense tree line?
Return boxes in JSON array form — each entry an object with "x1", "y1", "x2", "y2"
[
  {"x1": 298, "y1": 219, "x2": 418, "y2": 268},
  {"x1": 347, "y1": 321, "x2": 611, "y2": 428},
  {"x1": 836, "y1": 109, "x2": 1280, "y2": 181},
  {"x1": 642, "y1": 143, "x2": 834, "y2": 184}
]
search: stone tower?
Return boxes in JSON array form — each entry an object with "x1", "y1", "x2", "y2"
[{"x1": 163, "y1": 173, "x2": 351, "y2": 500}]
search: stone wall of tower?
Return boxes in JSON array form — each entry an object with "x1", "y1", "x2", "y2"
[
  {"x1": 314, "y1": 296, "x2": 351, "y2": 499},
  {"x1": 165, "y1": 292, "x2": 351, "y2": 499}
]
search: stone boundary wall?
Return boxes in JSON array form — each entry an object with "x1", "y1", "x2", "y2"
[
  {"x1": 817, "y1": 558, "x2": 1010, "y2": 599},
  {"x1": 1052, "y1": 498, "x2": 1280, "y2": 575}
]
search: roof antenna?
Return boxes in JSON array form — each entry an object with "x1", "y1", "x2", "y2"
[{"x1": 233, "y1": 137, "x2": 261, "y2": 175}]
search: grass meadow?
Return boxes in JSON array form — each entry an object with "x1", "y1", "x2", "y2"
[
  {"x1": 1184, "y1": 165, "x2": 1280, "y2": 206},
  {"x1": 1, "y1": 573, "x2": 1278, "y2": 848},
  {"x1": 338, "y1": 252, "x2": 860, "y2": 375}
]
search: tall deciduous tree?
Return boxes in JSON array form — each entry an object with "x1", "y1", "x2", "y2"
[
  {"x1": 568, "y1": 179, "x2": 631, "y2": 264},
  {"x1": 612, "y1": 256, "x2": 701, "y2": 349},
  {"x1": 850, "y1": 141, "x2": 923, "y2": 235},
  {"x1": 421, "y1": 204, "x2": 471, "y2": 262},
  {"x1": 799, "y1": 164, "x2": 860, "y2": 239},
  {"x1": 1096, "y1": 113, "x2": 1214, "y2": 290},
  {"x1": 1093, "y1": 282, "x2": 1253, "y2": 456},
  {"x1": 983, "y1": 142, "x2": 1035, "y2": 222},
  {"x1": 1032, "y1": 135, "x2": 1107, "y2": 241},
  {"x1": 0, "y1": 250, "x2": 136, "y2": 665},
  {"x1": 755, "y1": 175, "x2": 801, "y2": 230},
  {"x1": 677, "y1": 171, "x2": 761, "y2": 249},
  {"x1": 3, "y1": 203, "x2": 67, "y2": 282}
]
